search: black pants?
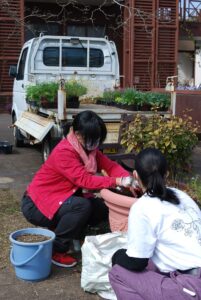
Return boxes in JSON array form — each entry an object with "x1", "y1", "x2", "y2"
[{"x1": 21, "y1": 193, "x2": 108, "y2": 253}]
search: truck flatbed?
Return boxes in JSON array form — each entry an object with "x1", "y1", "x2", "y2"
[{"x1": 38, "y1": 103, "x2": 134, "y2": 122}]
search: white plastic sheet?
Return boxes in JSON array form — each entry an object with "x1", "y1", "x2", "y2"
[{"x1": 81, "y1": 232, "x2": 127, "y2": 300}]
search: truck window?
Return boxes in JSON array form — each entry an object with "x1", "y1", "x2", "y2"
[
  {"x1": 43, "y1": 47, "x2": 104, "y2": 68},
  {"x1": 89, "y1": 49, "x2": 104, "y2": 67},
  {"x1": 17, "y1": 47, "x2": 28, "y2": 80},
  {"x1": 62, "y1": 48, "x2": 87, "y2": 67},
  {"x1": 43, "y1": 47, "x2": 59, "y2": 66}
]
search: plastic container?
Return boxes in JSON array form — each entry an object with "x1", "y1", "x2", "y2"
[
  {"x1": 9, "y1": 228, "x2": 55, "y2": 281},
  {"x1": 0, "y1": 140, "x2": 13, "y2": 154}
]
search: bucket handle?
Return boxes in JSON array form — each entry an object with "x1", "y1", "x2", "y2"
[{"x1": 10, "y1": 244, "x2": 44, "y2": 267}]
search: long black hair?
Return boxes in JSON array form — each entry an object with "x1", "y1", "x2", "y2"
[
  {"x1": 135, "y1": 148, "x2": 180, "y2": 205},
  {"x1": 72, "y1": 110, "x2": 107, "y2": 147}
]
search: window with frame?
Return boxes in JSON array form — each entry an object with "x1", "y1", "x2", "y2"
[
  {"x1": 17, "y1": 48, "x2": 28, "y2": 80},
  {"x1": 43, "y1": 47, "x2": 59, "y2": 66},
  {"x1": 43, "y1": 47, "x2": 104, "y2": 68}
]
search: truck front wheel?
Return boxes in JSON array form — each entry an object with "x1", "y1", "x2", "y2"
[{"x1": 13, "y1": 115, "x2": 25, "y2": 147}]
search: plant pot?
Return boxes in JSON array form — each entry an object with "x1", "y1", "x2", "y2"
[
  {"x1": 67, "y1": 96, "x2": 80, "y2": 108},
  {"x1": 100, "y1": 188, "x2": 136, "y2": 232},
  {"x1": 115, "y1": 103, "x2": 124, "y2": 109},
  {"x1": 140, "y1": 104, "x2": 152, "y2": 111},
  {"x1": 127, "y1": 104, "x2": 139, "y2": 111},
  {"x1": 96, "y1": 99, "x2": 104, "y2": 105},
  {"x1": 106, "y1": 101, "x2": 116, "y2": 106},
  {"x1": 26, "y1": 100, "x2": 39, "y2": 107},
  {"x1": 40, "y1": 97, "x2": 57, "y2": 109}
]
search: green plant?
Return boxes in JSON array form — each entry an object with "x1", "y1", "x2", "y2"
[
  {"x1": 121, "y1": 112, "x2": 199, "y2": 178},
  {"x1": 187, "y1": 176, "x2": 201, "y2": 206},
  {"x1": 113, "y1": 89, "x2": 170, "y2": 109},
  {"x1": 26, "y1": 82, "x2": 59, "y2": 104},
  {"x1": 115, "y1": 88, "x2": 144, "y2": 106},
  {"x1": 145, "y1": 92, "x2": 171, "y2": 109},
  {"x1": 26, "y1": 80, "x2": 87, "y2": 105},
  {"x1": 123, "y1": 89, "x2": 140, "y2": 106},
  {"x1": 64, "y1": 80, "x2": 87, "y2": 98},
  {"x1": 102, "y1": 90, "x2": 122, "y2": 104}
]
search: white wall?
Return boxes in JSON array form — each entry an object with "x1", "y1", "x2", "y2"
[
  {"x1": 178, "y1": 52, "x2": 194, "y2": 86},
  {"x1": 195, "y1": 49, "x2": 201, "y2": 86}
]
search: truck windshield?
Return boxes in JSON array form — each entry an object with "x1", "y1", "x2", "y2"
[{"x1": 43, "y1": 47, "x2": 104, "y2": 68}]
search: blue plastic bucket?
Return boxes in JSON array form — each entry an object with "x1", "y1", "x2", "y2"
[{"x1": 9, "y1": 228, "x2": 55, "y2": 281}]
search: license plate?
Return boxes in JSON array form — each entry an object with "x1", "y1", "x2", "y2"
[
  {"x1": 102, "y1": 148, "x2": 118, "y2": 154},
  {"x1": 104, "y1": 123, "x2": 120, "y2": 144}
]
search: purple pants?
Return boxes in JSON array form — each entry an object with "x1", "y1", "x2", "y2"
[{"x1": 109, "y1": 261, "x2": 201, "y2": 300}]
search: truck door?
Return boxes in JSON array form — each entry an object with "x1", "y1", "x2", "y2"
[{"x1": 13, "y1": 47, "x2": 28, "y2": 119}]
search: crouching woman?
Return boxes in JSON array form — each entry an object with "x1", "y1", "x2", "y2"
[
  {"x1": 21, "y1": 110, "x2": 131, "y2": 268},
  {"x1": 109, "y1": 148, "x2": 201, "y2": 300}
]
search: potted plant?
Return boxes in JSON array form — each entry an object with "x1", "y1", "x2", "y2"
[
  {"x1": 145, "y1": 92, "x2": 171, "y2": 111},
  {"x1": 64, "y1": 80, "x2": 87, "y2": 108},
  {"x1": 26, "y1": 80, "x2": 88, "y2": 109},
  {"x1": 100, "y1": 90, "x2": 123, "y2": 106},
  {"x1": 26, "y1": 82, "x2": 58, "y2": 108},
  {"x1": 114, "y1": 88, "x2": 144, "y2": 110}
]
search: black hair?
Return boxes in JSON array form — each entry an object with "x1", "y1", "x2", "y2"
[
  {"x1": 72, "y1": 110, "x2": 107, "y2": 146},
  {"x1": 135, "y1": 148, "x2": 180, "y2": 205}
]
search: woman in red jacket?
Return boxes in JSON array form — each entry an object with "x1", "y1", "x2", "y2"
[{"x1": 21, "y1": 110, "x2": 131, "y2": 268}]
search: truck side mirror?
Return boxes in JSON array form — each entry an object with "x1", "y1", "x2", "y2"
[{"x1": 9, "y1": 65, "x2": 17, "y2": 78}]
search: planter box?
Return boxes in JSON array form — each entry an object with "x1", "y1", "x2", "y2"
[{"x1": 67, "y1": 96, "x2": 80, "y2": 108}]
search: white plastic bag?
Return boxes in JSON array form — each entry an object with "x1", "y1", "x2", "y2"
[{"x1": 81, "y1": 232, "x2": 127, "y2": 300}]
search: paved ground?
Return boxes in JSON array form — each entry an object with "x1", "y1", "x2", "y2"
[
  {"x1": 0, "y1": 113, "x2": 101, "y2": 300},
  {"x1": 0, "y1": 113, "x2": 201, "y2": 300}
]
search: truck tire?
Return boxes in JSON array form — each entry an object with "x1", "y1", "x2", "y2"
[
  {"x1": 13, "y1": 115, "x2": 25, "y2": 147},
  {"x1": 42, "y1": 135, "x2": 52, "y2": 162}
]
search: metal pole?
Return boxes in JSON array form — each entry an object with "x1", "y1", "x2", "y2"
[
  {"x1": 58, "y1": 79, "x2": 66, "y2": 120},
  {"x1": 171, "y1": 91, "x2": 176, "y2": 116}
]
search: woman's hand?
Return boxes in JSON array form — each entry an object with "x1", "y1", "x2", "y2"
[
  {"x1": 115, "y1": 177, "x2": 122, "y2": 186},
  {"x1": 120, "y1": 176, "x2": 133, "y2": 187},
  {"x1": 115, "y1": 176, "x2": 133, "y2": 187}
]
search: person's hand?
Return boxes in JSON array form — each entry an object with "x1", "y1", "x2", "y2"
[
  {"x1": 130, "y1": 179, "x2": 142, "y2": 197},
  {"x1": 129, "y1": 186, "x2": 138, "y2": 197},
  {"x1": 120, "y1": 176, "x2": 133, "y2": 187},
  {"x1": 101, "y1": 169, "x2": 108, "y2": 176},
  {"x1": 115, "y1": 177, "x2": 122, "y2": 186}
]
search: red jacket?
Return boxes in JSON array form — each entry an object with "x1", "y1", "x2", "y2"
[{"x1": 27, "y1": 138, "x2": 129, "y2": 219}]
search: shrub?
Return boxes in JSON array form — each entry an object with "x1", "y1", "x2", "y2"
[
  {"x1": 187, "y1": 176, "x2": 201, "y2": 207},
  {"x1": 121, "y1": 112, "x2": 199, "y2": 178},
  {"x1": 64, "y1": 80, "x2": 87, "y2": 98}
]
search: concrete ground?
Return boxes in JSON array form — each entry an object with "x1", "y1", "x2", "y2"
[
  {"x1": 0, "y1": 113, "x2": 201, "y2": 300},
  {"x1": 0, "y1": 113, "x2": 101, "y2": 300}
]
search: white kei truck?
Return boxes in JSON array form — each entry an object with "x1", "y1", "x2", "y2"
[{"x1": 9, "y1": 35, "x2": 132, "y2": 161}]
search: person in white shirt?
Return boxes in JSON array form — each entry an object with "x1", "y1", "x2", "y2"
[{"x1": 109, "y1": 147, "x2": 201, "y2": 300}]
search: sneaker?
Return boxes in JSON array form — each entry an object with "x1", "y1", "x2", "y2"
[{"x1": 52, "y1": 252, "x2": 77, "y2": 268}]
